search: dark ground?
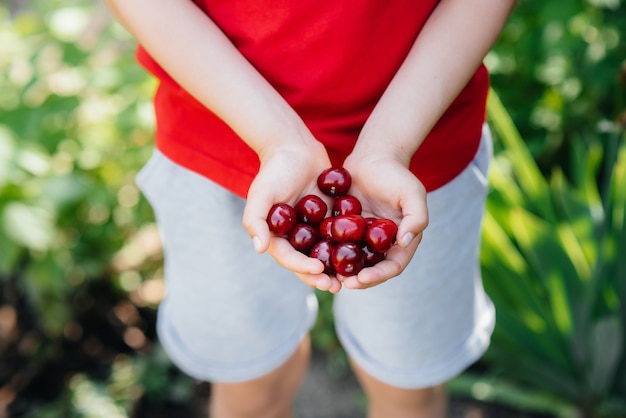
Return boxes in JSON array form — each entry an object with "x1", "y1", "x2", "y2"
[
  {"x1": 138, "y1": 351, "x2": 557, "y2": 418},
  {"x1": 295, "y1": 351, "x2": 553, "y2": 418},
  {"x1": 0, "y1": 271, "x2": 555, "y2": 418}
]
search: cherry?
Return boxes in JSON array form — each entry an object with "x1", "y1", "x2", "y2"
[
  {"x1": 319, "y1": 217, "x2": 334, "y2": 240},
  {"x1": 362, "y1": 245, "x2": 385, "y2": 267},
  {"x1": 331, "y1": 214, "x2": 366, "y2": 243},
  {"x1": 332, "y1": 195, "x2": 362, "y2": 217},
  {"x1": 266, "y1": 169, "x2": 398, "y2": 284},
  {"x1": 267, "y1": 203, "x2": 297, "y2": 236},
  {"x1": 365, "y1": 218, "x2": 398, "y2": 254},
  {"x1": 317, "y1": 167, "x2": 352, "y2": 197},
  {"x1": 310, "y1": 239, "x2": 336, "y2": 274},
  {"x1": 289, "y1": 223, "x2": 319, "y2": 253},
  {"x1": 365, "y1": 217, "x2": 377, "y2": 228},
  {"x1": 295, "y1": 194, "x2": 327, "y2": 225},
  {"x1": 331, "y1": 242, "x2": 365, "y2": 276}
]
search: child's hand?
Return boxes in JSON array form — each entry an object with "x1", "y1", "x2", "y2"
[
  {"x1": 242, "y1": 142, "x2": 343, "y2": 294},
  {"x1": 340, "y1": 154, "x2": 428, "y2": 289}
]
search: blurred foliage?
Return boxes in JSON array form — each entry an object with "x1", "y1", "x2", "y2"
[
  {"x1": 0, "y1": 1, "x2": 204, "y2": 416},
  {"x1": 0, "y1": 0, "x2": 624, "y2": 417},
  {"x1": 0, "y1": 0, "x2": 158, "y2": 335},
  {"x1": 451, "y1": 90, "x2": 625, "y2": 418},
  {"x1": 488, "y1": 0, "x2": 626, "y2": 174}
]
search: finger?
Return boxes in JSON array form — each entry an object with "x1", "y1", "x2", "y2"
[
  {"x1": 356, "y1": 233, "x2": 422, "y2": 284},
  {"x1": 296, "y1": 272, "x2": 343, "y2": 294},
  {"x1": 341, "y1": 274, "x2": 370, "y2": 290},
  {"x1": 268, "y1": 237, "x2": 325, "y2": 274},
  {"x1": 242, "y1": 187, "x2": 275, "y2": 253},
  {"x1": 243, "y1": 216, "x2": 271, "y2": 253},
  {"x1": 397, "y1": 190, "x2": 428, "y2": 248},
  {"x1": 356, "y1": 261, "x2": 402, "y2": 286},
  {"x1": 327, "y1": 278, "x2": 342, "y2": 294}
]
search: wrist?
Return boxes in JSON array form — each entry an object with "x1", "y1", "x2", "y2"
[
  {"x1": 350, "y1": 119, "x2": 425, "y2": 168},
  {"x1": 257, "y1": 125, "x2": 325, "y2": 163},
  {"x1": 258, "y1": 135, "x2": 328, "y2": 168},
  {"x1": 346, "y1": 144, "x2": 413, "y2": 170}
]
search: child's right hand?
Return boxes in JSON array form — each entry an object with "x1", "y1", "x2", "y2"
[{"x1": 242, "y1": 141, "x2": 343, "y2": 294}]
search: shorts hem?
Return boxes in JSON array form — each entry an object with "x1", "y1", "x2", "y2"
[
  {"x1": 156, "y1": 296, "x2": 319, "y2": 383},
  {"x1": 336, "y1": 301, "x2": 495, "y2": 389}
]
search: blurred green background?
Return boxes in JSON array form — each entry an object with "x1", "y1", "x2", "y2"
[{"x1": 0, "y1": 0, "x2": 624, "y2": 417}]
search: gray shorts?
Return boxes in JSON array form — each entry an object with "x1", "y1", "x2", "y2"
[{"x1": 135, "y1": 126, "x2": 495, "y2": 389}]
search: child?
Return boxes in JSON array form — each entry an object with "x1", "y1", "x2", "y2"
[{"x1": 104, "y1": 1, "x2": 516, "y2": 417}]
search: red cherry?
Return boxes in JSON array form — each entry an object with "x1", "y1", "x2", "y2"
[
  {"x1": 317, "y1": 167, "x2": 352, "y2": 197},
  {"x1": 267, "y1": 203, "x2": 297, "y2": 236},
  {"x1": 362, "y1": 245, "x2": 385, "y2": 267},
  {"x1": 332, "y1": 195, "x2": 362, "y2": 217},
  {"x1": 319, "y1": 217, "x2": 334, "y2": 240},
  {"x1": 331, "y1": 214, "x2": 366, "y2": 243},
  {"x1": 289, "y1": 223, "x2": 319, "y2": 253},
  {"x1": 331, "y1": 242, "x2": 365, "y2": 276},
  {"x1": 310, "y1": 239, "x2": 336, "y2": 274},
  {"x1": 295, "y1": 194, "x2": 327, "y2": 225},
  {"x1": 365, "y1": 218, "x2": 398, "y2": 254}
]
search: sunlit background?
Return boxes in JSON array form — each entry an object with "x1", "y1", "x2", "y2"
[{"x1": 1, "y1": 0, "x2": 625, "y2": 417}]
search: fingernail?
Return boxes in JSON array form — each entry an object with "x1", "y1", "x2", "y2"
[
  {"x1": 401, "y1": 233, "x2": 415, "y2": 248},
  {"x1": 252, "y1": 236, "x2": 262, "y2": 253}
]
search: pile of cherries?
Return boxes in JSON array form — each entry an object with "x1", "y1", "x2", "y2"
[{"x1": 266, "y1": 167, "x2": 398, "y2": 276}]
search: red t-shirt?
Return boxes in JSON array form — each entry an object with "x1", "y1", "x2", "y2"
[{"x1": 137, "y1": 0, "x2": 489, "y2": 198}]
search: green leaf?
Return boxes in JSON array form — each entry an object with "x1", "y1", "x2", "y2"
[
  {"x1": 489, "y1": 157, "x2": 527, "y2": 208},
  {"x1": 509, "y1": 208, "x2": 583, "y2": 338},
  {"x1": 569, "y1": 133, "x2": 603, "y2": 201},
  {"x1": 588, "y1": 316, "x2": 623, "y2": 395},
  {"x1": 486, "y1": 347, "x2": 582, "y2": 402},
  {"x1": 487, "y1": 89, "x2": 556, "y2": 222},
  {"x1": 481, "y1": 213, "x2": 554, "y2": 326},
  {"x1": 598, "y1": 396, "x2": 626, "y2": 416},
  {"x1": 551, "y1": 170, "x2": 596, "y2": 280},
  {"x1": 448, "y1": 373, "x2": 579, "y2": 418},
  {"x1": 611, "y1": 141, "x2": 626, "y2": 299},
  {"x1": 490, "y1": 307, "x2": 574, "y2": 379}
]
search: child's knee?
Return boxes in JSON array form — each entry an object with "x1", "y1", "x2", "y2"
[{"x1": 210, "y1": 337, "x2": 311, "y2": 418}]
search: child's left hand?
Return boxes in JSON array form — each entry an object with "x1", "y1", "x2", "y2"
[{"x1": 340, "y1": 154, "x2": 429, "y2": 289}]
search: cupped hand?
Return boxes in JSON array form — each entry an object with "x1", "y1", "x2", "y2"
[
  {"x1": 242, "y1": 142, "x2": 343, "y2": 294},
  {"x1": 341, "y1": 154, "x2": 428, "y2": 289}
]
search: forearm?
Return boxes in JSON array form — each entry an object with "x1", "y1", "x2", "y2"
[
  {"x1": 103, "y1": 0, "x2": 321, "y2": 160},
  {"x1": 351, "y1": 0, "x2": 517, "y2": 164}
]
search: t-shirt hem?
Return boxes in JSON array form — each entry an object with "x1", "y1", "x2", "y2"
[{"x1": 156, "y1": 138, "x2": 256, "y2": 199}]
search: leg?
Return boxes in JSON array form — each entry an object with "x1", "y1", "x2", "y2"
[
  {"x1": 333, "y1": 128, "x2": 495, "y2": 414},
  {"x1": 209, "y1": 336, "x2": 311, "y2": 418},
  {"x1": 351, "y1": 359, "x2": 447, "y2": 418},
  {"x1": 135, "y1": 151, "x2": 318, "y2": 416}
]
